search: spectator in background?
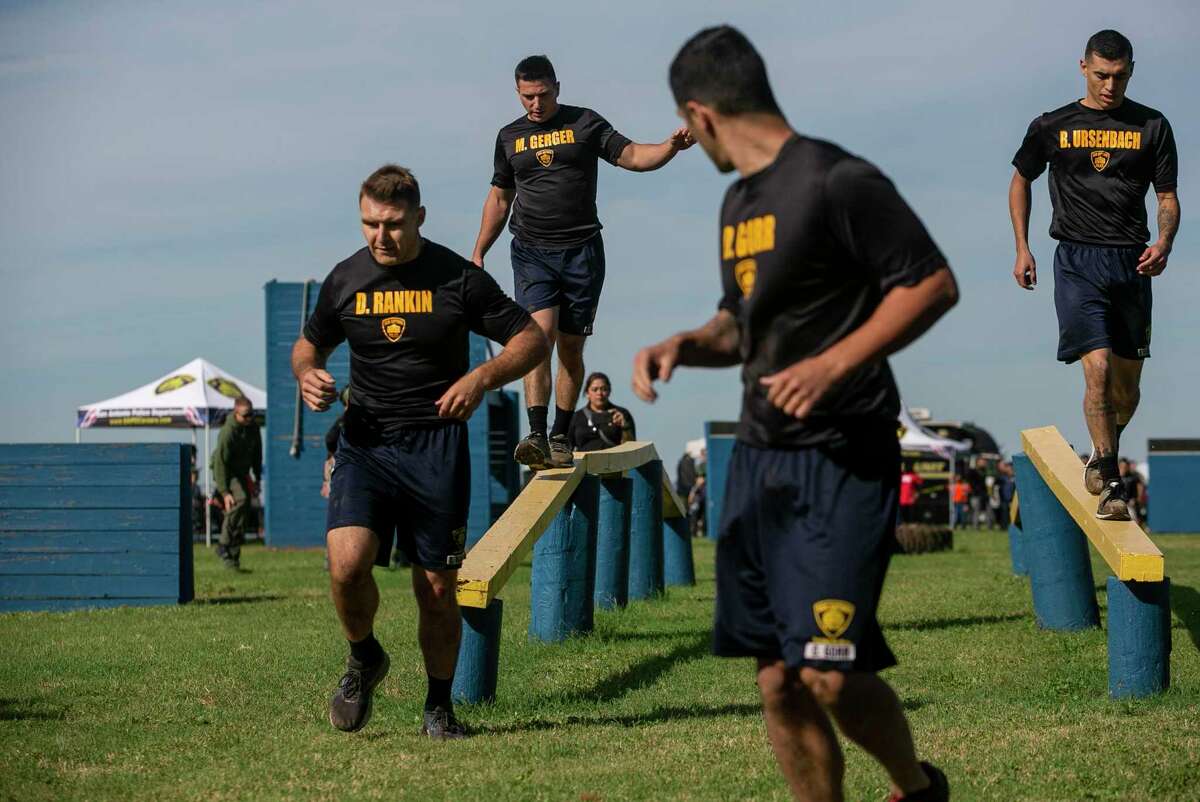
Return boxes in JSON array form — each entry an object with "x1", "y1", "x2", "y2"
[
  {"x1": 1119, "y1": 458, "x2": 1147, "y2": 524},
  {"x1": 899, "y1": 469, "x2": 923, "y2": 523},
  {"x1": 211, "y1": 396, "x2": 262, "y2": 570},
  {"x1": 995, "y1": 461, "x2": 1016, "y2": 529},
  {"x1": 951, "y1": 473, "x2": 969, "y2": 528},
  {"x1": 569, "y1": 372, "x2": 636, "y2": 451},
  {"x1": 965, "y1": 456, "x2": 989, "y2": 528}
]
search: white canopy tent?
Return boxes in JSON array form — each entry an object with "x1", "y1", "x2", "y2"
[
  {"x1": 76, "y1": 358, "x2": 266, "y2": 544},
  {"x1": 899, "y1": 405, "x2": 970, "y2": 459}
]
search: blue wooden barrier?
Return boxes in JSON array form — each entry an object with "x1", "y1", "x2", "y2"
[
  {"x1": 1106, "y1": 576, "x2": 1171, "y2": 698},
  {"x1": 704, "y1": 422, "x2": 736, "y2": 541},
  {"x1": 1011, "y1": 452, "x2": 1100, "y2": 631},
  {"x1": 453, "y1": 599, "x2": 503, "y2": 704},
  {"x1": 1147, "y1": 439, "x2": 1200, "y2": 533},
  {"x1": 628, "y1": 461, "x2": 664, "y2": 601},
  {"x1": 663, "y1": 515, "x2": 694, "y2": 587},
  {"x1": 594, "y1": 474, "x2": 631, "y2": 610},
  {"x1": 530, "y1": 476, "x2": 599, "y2": 642},
  {"x1": 0, "y1": 444, "x2": 193, "y2": 612},
  {"x1": 1008, "y1": 522, "x2": 1028, "y2": 576}
]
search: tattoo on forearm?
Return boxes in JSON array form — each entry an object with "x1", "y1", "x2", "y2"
[{"x1": 1158, "y1": 200, "x2": 1180, "y2": 243}]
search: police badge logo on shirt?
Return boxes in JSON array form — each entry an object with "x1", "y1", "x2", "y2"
[
  {"x1": 381, "y1": 317, "x2": 406, "y2": 342},
  {"x1": 804, "y1": 598, "x2": 857, "y2": 662}
]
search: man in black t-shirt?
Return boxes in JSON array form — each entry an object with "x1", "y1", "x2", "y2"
[
  {"x1": 293, "y1": 165, "x2": 546, "y2": 739},
  {"x1": 1009, "y1": 29, "x2": 1180, "y2": 521},
  {"x1": 471, "y1": 54, "x2": 694, "y2": 470},
  {"x1": 633, "y1": 27, "x2": 957, "y2": 802}
]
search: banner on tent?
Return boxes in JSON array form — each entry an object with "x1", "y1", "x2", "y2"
[{"x1": 900, "y1": 449, "x2": 952, "y2": 526}]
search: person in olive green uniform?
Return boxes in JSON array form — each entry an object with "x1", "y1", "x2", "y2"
[{"x1": 211, "y1": 397, "x2": 262, "y2": 569}]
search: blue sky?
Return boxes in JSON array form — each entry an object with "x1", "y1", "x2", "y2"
[{"x1": 2, "y1": 0, "x2": 1197, "y2": 471}]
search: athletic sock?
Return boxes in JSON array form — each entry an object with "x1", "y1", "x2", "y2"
[
  {"x1": 348, "y1": 633, "x2": 384, "y2": 666},
  {"x1": 425, "y1": 674, "x2": 453, "y2": 711},
  {"x1": 550, "y1": 406, "x2": 574, "y2": 438},
  {"x1": 1115, "y1": 422, "x2": 1128, "y2": 451},
  {"x1": 1096, "y1": 455, "x2": 1120, "y2": 484},
  {"x1": 527, "y1": 405, "x2": 548, "y2": 436}
]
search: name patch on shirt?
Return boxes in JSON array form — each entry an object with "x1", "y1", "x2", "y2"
[
  {"x1": 353, "y1": 290, "x2": 433, "y2": 316},
  {"x1": 1057, "y1": 129, "x2": 1142, "y2": 150},
  {"x1": 514, "y1": 128, "x2": 576, "y2": 153}
]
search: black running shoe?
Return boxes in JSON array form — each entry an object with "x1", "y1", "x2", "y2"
[
  {"x1": 1083, "y1": 448, "x2": 1104, "y2": 495},
  {"x1": 514, "y1": 431, "x2": 551, "y2": 469},
  {"x1": 420, "y1": 706, "x2": 468, "y2": 740},
  {"x1": 328, "y1": 651, "x2": 390, "y2": 732},
  {"x1": 886, "y1": 761, "x2": 949, "y2": 801},
  {"x1": 547, "y1": 434, "x2": 574, "y2": 468},
  {"x1": 1097, "y1": 480, "x2": 1131, "y2": 521}
]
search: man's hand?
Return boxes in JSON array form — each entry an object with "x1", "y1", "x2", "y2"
[
  {"x1": 759, "y1": 354, "x2": 845, "y2": 419},
  {"x1": 668, "y1": 126, "x2": 695, "y2": 151},
  {"x1": 471, "y1": 254, "x2": 485, "y2": 269},
  {"x1": 300, "y1": 368, "x2": 337, "y2": 412},
  {"x1": 1137, "y1": 240, "x2": 1171, "y2": 276},
  {"x1": 223, "y1": 493, "x2": 236, "y2": 513},
  {"x1": 436, "y1": 372, "x2": 485, "y2": 420},
  {"x1": 632, "y1": 336, "x2": 683, "y2": 403},
  {"x1": 1014, "y1": 248, "x2": 1037, "y2": 290}
]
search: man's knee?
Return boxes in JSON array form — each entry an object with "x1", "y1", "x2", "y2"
[
  {"x1": 799, "y1": 667, "x2": 848, "y2": 707},
  {"x1": 556, "y1": 334, "x2": 586, "y2": 369},
  {"x1": 414, "y1": 571, "x2": 458, "y2": 613}
]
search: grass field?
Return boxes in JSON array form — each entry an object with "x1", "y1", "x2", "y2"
[{"x1": 2, "y1": 530, "x2": 1199, "y2": 801}]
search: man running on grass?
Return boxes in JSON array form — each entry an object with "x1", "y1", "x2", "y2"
[
  {"x1": 293, "y1": 165, "x2": 546, "y2": 738},
  {"x1": 471, "y1": 54, "x2": 694, "y2": 469},
  {"x1": 633, "y1": 27, "x2": 957, "y2": 802},
  {"x1": 1009, "y1": 29, "x2": 1179, "y2": 520}
]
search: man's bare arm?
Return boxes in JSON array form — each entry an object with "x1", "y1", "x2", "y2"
[
  {"x1": 470, "y1": 186, "x2": 516, "y2": 267},
  {"x1": 291, "y1": 336, "x2": 338, "y2": 411},
  {"x1": 436, "y1": 320, "x2": 549, "y2": 419},
  {"x1": 1138, "y1": 191, "x2": 1180, "y2": 276},
  {"x1": 1009, "y1": 170, "x2": 1037, "y2": 290},
  {"x1": 631, "y1": 310, "x2": 741, "y2": 403},
  {"x1": 760, "y1": 268, "x2": 959, "y2": 418},
  {"x1": 616, "y1": 126, "x2": 695, "y2": 173}
]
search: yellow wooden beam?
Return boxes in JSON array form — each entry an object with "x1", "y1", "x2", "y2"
[
  {"x1": 456, "y1": 463, "x2": 584, "y2": 608},
  {"x1": 1020, "y1": 426, "x2": 1163, "y2": 582}
]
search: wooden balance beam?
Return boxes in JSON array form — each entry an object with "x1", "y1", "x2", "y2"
[
  {"x1": 1020, "y1": 426, "x2": 1163, "y2": 582},
  {"x1": 456, "y1": 441, "x2": 682, "y2": 609}
]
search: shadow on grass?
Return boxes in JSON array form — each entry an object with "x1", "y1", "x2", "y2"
[
  {"x1": 592, "y1": 628, "x2": 710, "y2": 643},
  {"x1": 192, "y1": 594, "x2": 285, "y2": 606},
  {"x1": 1168, "y1": 583, "x2": 1200, "y2": 654},
  {"x1": 562, "y1": 633, "x2": 710, "y2": 704},
  {"x1": 0, "y1": 698, "x2": 66, "y2": 721},
  {"x1": 473, "y1": 701, "x2": 762, "y2": 734},
  {"x1": 886, "y1": 612, "x2": 1027, "y2": 631}
]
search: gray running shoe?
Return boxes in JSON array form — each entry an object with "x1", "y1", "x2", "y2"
[
  {"x1": 1083, "y1": 449, "x2": 1104, "y2": 495},
  {"x1": 547, "y1": 434, "x2": 575, "y2": 468},
  {"x1": 328, "y1": 651, "x2": 390, "y2": 732},
  {"x1": 1096, "y1": 481, "x2": 1131, "y2": 521},
  {"x1": 514, "y1": 431, "x2": 551, "y2": 469},
  {"x1": 421, "y1": 707, "x2": 468, "y2": 740}
]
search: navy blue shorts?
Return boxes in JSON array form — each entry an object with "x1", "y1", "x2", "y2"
[
  {"x1": 713, "y1": 431, "x2": 899, "y2": 672},
  {"x1": 1053, "y1": 241, "x2": 1152, "y2": 363},
  {"x1": 511, "y1": 234, "x2": 605, "y2": 336},
  {"x1": 326, "y1": 424, "x2": 469, "y2": 571}
]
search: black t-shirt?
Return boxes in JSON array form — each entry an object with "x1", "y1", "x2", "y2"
[
  {"x1": 965, "y1": 468, "x2": 987, "y2": 497},
  {"x1": 491, "y1": 104, "x2": 632, "y2": 247},
  {"x1": 568, "y1": 404, "x2": 636, "y2": 451},
  {"x1": 1012, "y1": 99, "x2": 1177, "y2": 247},
  {"x1": 325, "y1": 416, "x2": 344, "y2": 456},
  {"x1": 718, "y1": 135, "x2": 946, "y2": 449},
  {"x1": 303, "y1": 240, "x2": 531, "y2": 438}
]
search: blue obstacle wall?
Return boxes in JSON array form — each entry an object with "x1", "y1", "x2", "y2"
[
  {"x1": 704, "y1": 421, "x2": 736, "y2": 541},
  {"x1": 1147, "y1": 439, "x2": 1200, "y2": 533},
  {"x1": 264, "y1": 280, "x2": 520, "y2": 548},
  {"x1": 0, "y1": 444, "x2": 193, "y2": 612}
]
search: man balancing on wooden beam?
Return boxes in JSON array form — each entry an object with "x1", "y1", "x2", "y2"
[
  {"x1": 1009, "y1": 29, "x2": 1180, "y2": 521},
  {"x1": 470, "y1": 54, "x2": 694, "y2": 470},
  {"x1": 292, "y1": 165, "x2": 547, "y2": 738},
  {"x1": 633, "y1": 26, "x2": 957, "y2": 802}
]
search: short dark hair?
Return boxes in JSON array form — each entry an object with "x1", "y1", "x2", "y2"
[
  {"x1": 670, "y1": 26, "x2": 781, "y2": 116},
  {"x1": 233, "y1": 396, "x2": 252, "y2": 411},
  {"x1": 585, "y1": 372, "x2": 611, "y2": 390},
  {"x1": 360, "y1": 164, "x2": 420, "y2": 209},
  {"x1": 1085, "y1": 29, "x2": 1133, "y2": 62},
  {"x1": 515, "y1": 55, "x2": 556, "y2": 84}
]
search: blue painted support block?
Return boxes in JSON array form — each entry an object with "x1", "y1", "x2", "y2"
[
  {"x1": 1012, "y1": 452, "x2": 1100, "y2": 630},
  {"x1": 529, "y1": 476, "x2": 598, "y2": 642},
  {"x1": 628, "y1": 460, "x2": 664, "y2": 601},
  {"x1": 1008, "y1": 523, "x2": 1028, "y2": 576},
  {"x1": 704, "y1": 423, "x2": 736, "y2": 541},
  {"x1": 595, "y1": 474, "x2": 631, "y2": 610},
  {"x1": 453, "y1": 599, "x2": 503, "y2": 704},
  {"x1": 1106, "y1": 576, "x2": 1171, "y2": 698},
  {"x1": 663, "y1": 515, "x2": 694, "y2": 587}
]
